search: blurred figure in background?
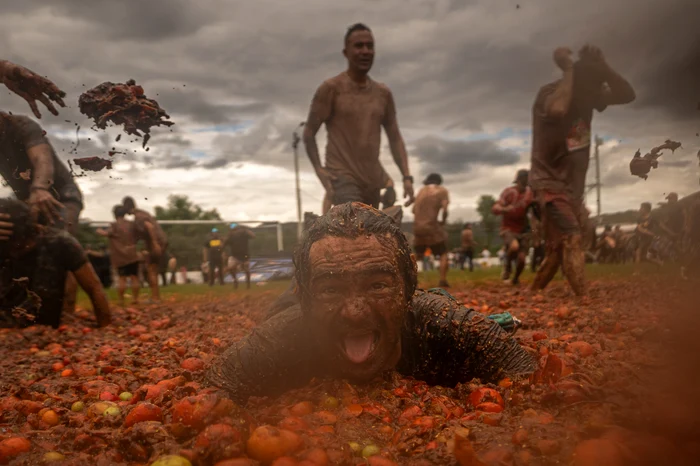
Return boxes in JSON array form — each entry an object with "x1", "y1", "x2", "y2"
[
  {"x1": 98, "y1": 205, "x2": 139, "y2": 307},
  {"x1": 460, "y1": 223, "x2": 476, "y2": 272},
  {"x1": 204, "y1": 228, "x2": 224, "y2": 286},
  {"x1": 412, "y1": 173, "x2": 450, "y2": 287},
  {"x1": 168, "y1": 254, "x2": 178, "y2": 285},
  {"x1": 225, "y1": 223, "x2": 255, "y2": 290}
]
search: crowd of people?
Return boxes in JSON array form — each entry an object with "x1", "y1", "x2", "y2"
[{"x1": 1, "y1": 21, "x2": 699, "y2": 407}]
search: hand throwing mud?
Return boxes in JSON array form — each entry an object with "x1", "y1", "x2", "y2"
[{"x1": 0, "y1": 60, "x2": 66, "y2": 118}]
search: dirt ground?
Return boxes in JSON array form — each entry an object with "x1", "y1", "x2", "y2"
[{"x1": 0, "y1": 275, "x2": 698, "y2": 465}]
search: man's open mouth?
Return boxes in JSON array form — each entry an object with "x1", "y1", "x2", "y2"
[{"x1": 342, "y1": 331, "x2": 379, "y2": 364}]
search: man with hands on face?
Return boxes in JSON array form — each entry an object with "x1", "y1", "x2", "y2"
[
  {"x1": 303, "y1": 23, "x2": 415, "y2": 211},
  {"x1": 529, "y1": 45, "x2": 635, "y2": 296}
]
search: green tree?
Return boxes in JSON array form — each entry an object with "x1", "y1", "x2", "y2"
[
  {"x1": 476, "y1": 195, "x2": 498, "y2": 249},
  {"x1": 155, "y1": 195, "x2": 222, "y2": 221}
]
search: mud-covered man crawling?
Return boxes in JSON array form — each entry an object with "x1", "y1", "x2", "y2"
[{"x1": 208, "y1": 203, "x2": 536, "y2": 402}]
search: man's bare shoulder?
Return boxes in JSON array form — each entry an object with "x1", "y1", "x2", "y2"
[
  {"x1": 372, "y1": 79, "x2": 393, "y2": 97},
  {"x1": 320, "y1": 73, "x2": 348, "y2": 89}
]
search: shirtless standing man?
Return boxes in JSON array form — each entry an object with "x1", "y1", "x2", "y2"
[
  {"x1": 529, "y1": 45, "x2": 635, "y2": 296},
  {"x1": 460, "y1": 223, "x2": 476, "y2": 272},
  {"x1": 303, "y1": 23, "x2": 415, "y2": 211},
  {"x1": 413, "y1": 173, "x2": 450, "y2": 288},
  {"x1": 122, "y1": 196, "x2": 167, "y2": 302}
]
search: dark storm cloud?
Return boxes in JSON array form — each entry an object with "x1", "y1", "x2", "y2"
[
  {"x1": 153, "y1": 88, "x2": 271, "y2": 125},
  {"x1": 15, "y1": 0, "x2": 214, "y2": 40},
  {"x1": 203, "y1": 158, "x2": 229, "y2": 169},
  {"x1": 149, "y1": 134, "x2": 193, "y2": 147},
  {"x1": 413, "y1": 136, "x2": 520, "y2": 173}
]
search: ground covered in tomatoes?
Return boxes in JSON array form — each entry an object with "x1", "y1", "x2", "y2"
[{"x1": 0, "y1": 277, "x2": 698, "y2": 465}]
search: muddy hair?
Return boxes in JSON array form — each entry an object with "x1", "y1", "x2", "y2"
[
  {"x1": 0, "y1": 198, "x2": 36, "y2": 244},
  {"x1": 345, "y1": 23, "x2": 371, "y2": 44},
  {"x1": 113, "y1": 204, "x2": 127, "y2": 219},
  {"x1": 122, "y1": 196, "x2": 135, "y2": 210},
  {"x1": 294, "y1": 202, "x2": 417, "y2": 307}
]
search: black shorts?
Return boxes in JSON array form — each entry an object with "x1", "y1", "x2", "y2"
[
  {"x1": 415, "y1": 242, "x2": 448, "y2": 257},
  {"x1": 331, "y1": 175, "x2": 381, "y2": 208},
  {"x1": 117, "y1": 262, "x2": 139, "y2": 277}
]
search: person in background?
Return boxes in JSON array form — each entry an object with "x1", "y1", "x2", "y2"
[
  {"x1": 412, "y1": 173, "x2": 450, "y2": 288},
  {"x1": 122, "y1": 196, "x2": 167, "y2": 302},
  {"x1": 529, "y1": 45, "x2": 635, "y2": 296},
  {"x1": 460, "y1": 223, "x2": 476, "y2": 272},
  {"x1": 303, "y1": 23, "x2": 415, "y2": 210},
  {"x1": 0, "y1": 199, "x2": 110, "y2": 328},
  {"x1": 98, "y1": 205, "x2": 140, "y2": 307},
  {"x1": 159, "y1": 253, "x2": 169, "y2": 288},
  {"x1": 168, "y1": 254, "x2": 178, "y2": 285},
  {"x1": 225, "y1": 223, "x2": 256, "y2": 290},
  {"x1": 86, "y1": 244, "x2": 112, "y2": 289},
  {"x1": 493, "y1": 169, "x2": 534, "y2": 285},
  {"x1": 635, "y1": 202, "x2": 661, "y2": 271},
  {"x1": 204, "y1": 228, "x2": 225, "y2": 286}
]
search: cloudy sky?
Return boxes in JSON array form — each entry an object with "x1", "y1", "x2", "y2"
[{"x1": 1, "y1": 0, "x2": 699, "y2": 224}]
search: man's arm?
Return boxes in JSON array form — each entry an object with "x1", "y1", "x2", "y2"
[
  {"x1": 143, "y1": 222, "x2": 161, "y2": 256},
  {"x1": 492, "y1": 189, "x2": 513, "y2": 215},
  {"x1": 382, "y1": 91, "x2": 414, "y2": 206},
  {"x1": 588, "y1": 46, "x2": 635, "y2": 106},
  {"x1": 72, "y1": 263, "x2": 111, "y2": 327},
  {"x1": 206, "y1": 305, "x2": 316, "y2": 402},
  {"x1": 25, "y1": 137, "x2": 64, "y2": 224},
  {"x1": 398, "y1": 291, "x2": 537, "y2": 385},
  {"x1": 440, "y1": 192, "x2": 449, "y2": 225},
  {"x1": 543, "y1": 47, "x2": 575, "y2": 119},
  {"x1": 302, "y1": 82, "x2": 336, "y2": 196}
]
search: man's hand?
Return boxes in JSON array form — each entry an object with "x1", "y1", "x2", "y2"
[
  {"x1": 316, "y1": 167, "x2": 337, "y2": 200},
  {"x1": 0, "y1": 61, "x2": 66, "y2": 118},
  {"x1": 403, "y1": 179, "x2": 415, "y2": 207},
  {"x1": 0, "y1": 213, "x2": 13, "y2": 240},
  {"x1": 553, "y1": 47, "x2": 574, "y2": 71},
  {"x1": 28, "y1": 188, "x2": 63, "y2": 224}
]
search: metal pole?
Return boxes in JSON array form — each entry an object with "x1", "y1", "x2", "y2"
[
  {"x1": 276, "y1": 223, "x2": 283, "y2": 252},
  {"x1": 292, "y1": 122, "x2": 305, "y2": 242},
  {"x1": 594, "y1": 136, "x2": 603, "y2": 223}
]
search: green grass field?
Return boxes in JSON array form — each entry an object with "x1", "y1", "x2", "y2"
[{"x1": 78, "y1": 261, "x2": 661, "y2": 307}]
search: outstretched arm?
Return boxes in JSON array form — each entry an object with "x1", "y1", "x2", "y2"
[
  {"x1": 73, "y1": 263, "x2": 111, "y2": 327},
  {"x1": 398, "y1": 290, "x2": 537, "y2": 385},
  {"x1": 0, "y1": 60, "x2": 66, "y2": 118},
  {"x1": 206, "y1": 305, "x2": 316, "y2": 402}
]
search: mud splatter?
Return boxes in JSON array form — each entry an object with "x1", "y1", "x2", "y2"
[
  {"x1": 78, "y1": 79, "x2": 174, "y2": 144},
  {"x1": 73, "y1": 157, "x2": 112, "y2": 172}
]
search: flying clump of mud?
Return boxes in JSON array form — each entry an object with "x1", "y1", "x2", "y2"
[
  {"x1": 78, "y1": 79, "x2": 174, "y2": 147},
  {"x1": 73, "y1": 157, "x2": 113, "y2": 172},
  {"x1": 629, "y1": 139, "x2": 682, "y2": 180}
]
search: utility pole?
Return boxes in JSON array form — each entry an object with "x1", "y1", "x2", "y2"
[
  {"x1": 585, "y1": 135, "x2": 603, "y2": 224},
  {"x1": 594, "y1": 135, "x2": 603, "y2": 223},
  {"x1": 292, "y1": 122, "x2": 305, "y2": 241}
]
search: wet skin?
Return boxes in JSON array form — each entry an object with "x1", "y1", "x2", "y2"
[
  {"x1": 344, "y1": 30, "x2": 375, "y2": 75},
  {"x1": 307, "y1": 234, "x2": 408, "y2": 381}
]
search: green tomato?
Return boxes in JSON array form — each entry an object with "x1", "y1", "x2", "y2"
[
  {"x1": 103, "y1": 406, "x2": 121, "y2": 417},
  {"x1": 322, "y1": 396, "x2": 340, "y2": 410},
  {"x1": 119, "y1": 392, "x2": 133, "y2": 401},
  {"x1": 348, "y1": 441, "x2": 362, "y2": 455},
  {"x1": 362, "y1": 444, "x2": 381, "y2": 458},
  {"x1": 71, "y1": 401, "x2": 85, "y2": 412},
  {"x1": 149, "y1": 455, "x2": 193, "y2": 466}
]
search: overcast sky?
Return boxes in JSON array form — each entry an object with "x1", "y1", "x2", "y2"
[{"x1": 1, "y1": 0, "x2": 699, "y2": 224}]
